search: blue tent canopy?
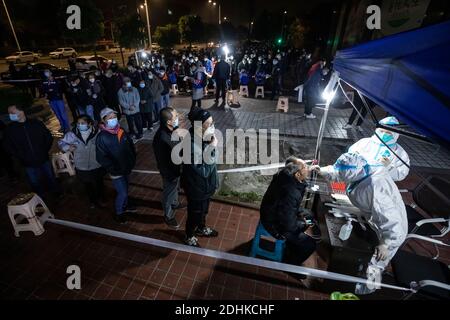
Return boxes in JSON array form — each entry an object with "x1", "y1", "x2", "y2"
[{"x1": 334, "y1": 20, "x2": 450, "y2": 148}]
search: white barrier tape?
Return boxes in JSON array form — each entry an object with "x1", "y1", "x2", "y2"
[
  {"x1": 132, "y1": 162, "x2": 314, "y2": 176},
  {"x1": 47, "y1": 218, "x2": 413, "y2": 293}
]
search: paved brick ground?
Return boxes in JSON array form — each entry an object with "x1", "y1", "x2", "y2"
[{"x1": 1, "y1": 96, "x2": 449, "y2": 300}]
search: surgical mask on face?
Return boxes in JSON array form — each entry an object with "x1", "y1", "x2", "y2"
[
  {"x1": 92, "y1": 94, "x2": 98, "y2": 99},
  {"x1": 126, "y1": 82, "x2": 132, "y2": 88},
  {"x1": 204, "y1": 124, "x2": 215, "y2": 136},
  {"x1": 77, "y1": 123, "x2": 89, "y2": 132},
  {"x1": 273, "y1": 60, "x2": 278, "y2": 65},
  {"x1": 172, "y1": 117, "x2": 179, "y2": 128},
  {"x1": 106, "y1": 118, "x2": 118, "y2": 128},
  {"x1": 89, "y1": 78, "x2": 95, "y2": 83},
  {"x1": 139, "y1": 83, "x2": 145, "y2": 88},
  {"x1": 106, "y1": 73, "x2": 112, "y2": 78},
  {"x1": 9, "y1": 113, "x2": 19, "y2": 122},
  {"x1": 44, "y1": 72, "x2": 50, "y2": 77},
  {"x1": 148, "y1": 74, "x2": 153, "y2": 80},
  {"x1": 377, "y1": 131, "x2": 395, "y2": 144}
]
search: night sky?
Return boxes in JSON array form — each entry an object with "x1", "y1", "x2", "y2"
[{"x1": 95, "y1": 0, "x2": 339, "y2": 26}]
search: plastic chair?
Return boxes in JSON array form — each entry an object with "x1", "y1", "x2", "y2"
[
  {"x1": 7, "y1": 193, "x2": 54, "y2": 237},
  {"x1": 51, "y1": 152, "x2": 76, "y2": 177},
  {"x1": 255, "y1": 86, "x2": 265, "y2": 99},
  {"x1": 227, "y1": 90, "x2": 240, "y2": 106},
  {"x1": 250, "y1": 221, "x2": 286, "y2": 262},
  {"x1": 170, "y1": 84, "x2": 179, "y2": 96},
  {"x1": 276, "y1": 97, "x2": 289, "y2": 113},
  {"x1": 239, "y1": 85, "x2": 249, "y2": 97}
]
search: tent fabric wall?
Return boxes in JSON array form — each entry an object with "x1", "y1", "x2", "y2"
[{"x1": 334, "y1": 20, "x2": 450, "y2": 148}]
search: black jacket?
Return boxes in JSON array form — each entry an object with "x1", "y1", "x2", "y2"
[
  {"x1": 96, "y1": 129, "x2": 136, "y2": 176},
  {"x1": 260, "y1": 171, "x2": 308, "y2": 238},
  {"x1": 213, "y1": 61, "x2": 231, "y2": 80},
  {"x1": 152, "y1": 125, "x2": 181, "y2": 180},
  {"x1": 182, "y1": 128, "x2": 219, "y2": 201},
  {"x1": 3, "y1": 119, "x2": 53, "y2": 168}
]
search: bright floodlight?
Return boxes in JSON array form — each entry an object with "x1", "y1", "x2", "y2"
[
  {"x1": 322, "y1": 89, "x2": 336, "y2": 102},
  {"x1": 223, "y1": 45, "x2": 230, "y2": 55},
  {"x1": 141, "y1": 52, "x2": 148, "y2": 58}
]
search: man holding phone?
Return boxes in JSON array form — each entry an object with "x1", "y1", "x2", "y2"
[{"x1": 260, "y1": 157, "x2": 317, "y2": 266}]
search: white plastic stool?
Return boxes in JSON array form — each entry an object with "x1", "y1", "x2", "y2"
[
  {"x1": 255, "y1": 86, "x2": 265, "y2": 99},
  {"x1": 239, "y1": 85, "x2": 249, "y2": 97},
  {"x1": 170, "y1": 84, "x2": 179, "y2": 96},
  {"x1": 276, "y1": 96, "x2": 289, "y2": 113},
  {"x1": 227, "y1": 90, "x2": 240, "y2": 106},
  {"x1": 52, "y1": 152, "x2": 76, "y2": 177},
  {"x1": 7, "y1": 193, "x2": 54, "y2": 237}
]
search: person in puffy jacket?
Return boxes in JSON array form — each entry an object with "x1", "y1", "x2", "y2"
[
  {"x1": 58, "y1": 115, "x2": 105, "y2": 209},
  {"x1": 96, "y1": 108, "x2": 137, "y2": 224}
]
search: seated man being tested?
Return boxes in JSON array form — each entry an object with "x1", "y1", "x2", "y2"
[{"x1": 260, "y1": 157, "x2": 317, "y2": 266}]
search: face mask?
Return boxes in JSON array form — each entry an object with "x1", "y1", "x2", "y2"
[
  {"x1": 204, "y1": 124, "x2": 215, "y2": 137},
  {"x1": 106, "y1": 73, "x2": 112, "y2": 78},
  {"x1": 78, "y1": 124, "x2": 89, "y2": 132},
  {"x1": 172, "y1": 117, "x2": 179, "y2": 128},
  {"x1": 126, "y1": 82, "x2": 132, "y2": 88},
  {"x1": 139, "y1": 83, "x2": 145, "y2": 88},
  {"x1": 44, "y1": 72, "x2": 50, "y2": 77},
  {"x1": 71, "y1": 83, "x2": 78, "y2": 87},
  {"x1": 106, "y1": 118, "x2": 118, "y2": 128},
  {"x1": 95, "y1": 72, "x2": 101, "y2": 77},
  {"x1": 9, "y1": 113, "x2": 19, "y2": 122},
  {"x1": 148, "y1": 75, "x2": 153, "y2": 80},
  {"x1": 92, "y1": 94, "x2": 98, "y2": 99},
  {"x1": 89, "y1": 78, "x2": 95, "y2": 83},
  {"x1": 378, "y1": 132, "x2": 395, "y2": 144}
]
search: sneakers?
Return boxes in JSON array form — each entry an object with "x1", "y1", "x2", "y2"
[
  {"x1": 114, "y1": 214, "x2": 127, "y2": 224},
  {"x1": 195, "y1": 227, "x2": 219, "y2": 238},
  {"x1": 184, "y1": 236, "x2": 200, "y2": 247},
  {"x1": 164, "y1": 217, "x2": 180, "y2": 229},
  {"x1": 305, "y1": 113, "x2": 317, "y2": 119},
  {"x1": 343, "y1": 124, "x2": 354, "y2": 130}
]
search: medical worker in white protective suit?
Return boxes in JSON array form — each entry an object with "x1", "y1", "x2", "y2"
[
  {"x1": 349, "y1": 117, "x2": 410, "y2": 182},
  {"x1": 312, "y1": 153, "x2": 408, "y2": 295}
]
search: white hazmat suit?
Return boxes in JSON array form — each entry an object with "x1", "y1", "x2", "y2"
[
  {"x1": 348, "y1": 117, "x2": 410, "y2": 182},
  {"x1": 319, "y1": 152, "x2": 408, "y2": 294}
]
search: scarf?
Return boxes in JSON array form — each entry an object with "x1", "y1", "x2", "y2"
[{"x1": 99, "y1": 124, "x2": 124, "y2": 142}]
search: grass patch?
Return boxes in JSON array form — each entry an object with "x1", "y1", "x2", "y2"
[{"x1": 218, "y1": 190, "x2": 262, "y2": 203}]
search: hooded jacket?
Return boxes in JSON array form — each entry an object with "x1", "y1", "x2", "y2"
[{"x1": 321, "y1": 153, "x2": 408, "y2": 264}]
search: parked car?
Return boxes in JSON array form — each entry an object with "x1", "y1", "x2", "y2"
[
  {"x1": 75, "y1": 55, "x2": 110, "y2": 71},
  {"x1": 0, "y1": 63, "x2": 70, "y2": 81},
  {"x1": 5, "y1": 51, "x2": 40, "y2": 64},
  {"x1": 108, "y1": 46, "x2": 125, "y2": 53},
  {"x1": 49, "y1": 47, "x2": 77, "y2": 59}
]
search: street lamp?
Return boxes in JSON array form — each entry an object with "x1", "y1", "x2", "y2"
[
  {"x1": 281, "y1": 10, "x2": 288, "y2": 43},
  {"x1": 208, "y1": 1, "x2": 221, "y2": 25},
  {"x1": 2, "y1": 0, "x2": 21, "y2": 51},
  {"x1": 140, "y1": 1, "x2": 152, "y2": 51}
]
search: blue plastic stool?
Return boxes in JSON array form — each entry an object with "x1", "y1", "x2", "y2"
[{"x1": 250, "y1": 221, "x2": 286, "y2": 262}]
